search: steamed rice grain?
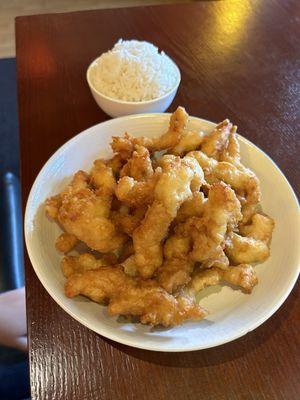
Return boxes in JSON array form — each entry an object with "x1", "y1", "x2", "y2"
[{"x1": 90, "y1": 39, "x2": 179, "y2": 102}]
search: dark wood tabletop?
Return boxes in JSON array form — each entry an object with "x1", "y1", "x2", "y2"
[{"x1": 16, "y1": 1, "x2": 299, "y2": 399}]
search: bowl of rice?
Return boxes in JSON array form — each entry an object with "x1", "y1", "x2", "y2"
[{"x1": 87, "y1": 39, "x2": 181, "y2": 117}]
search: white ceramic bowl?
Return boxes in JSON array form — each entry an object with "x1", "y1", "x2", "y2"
[
  {"x1": 25, "y1": 114, "x2": 300, "y2": 352},
  {"x1": 86, "y1": 57, "x2": 181, "y2": 117}
]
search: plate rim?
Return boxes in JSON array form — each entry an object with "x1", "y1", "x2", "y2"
[{"x1": 24, "y1": 113, "x2": 300, "y2": 352}]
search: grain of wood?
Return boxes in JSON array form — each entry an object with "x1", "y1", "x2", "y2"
[{"x1": 0, "y1": 0, "x2": 192, "y2": 57}]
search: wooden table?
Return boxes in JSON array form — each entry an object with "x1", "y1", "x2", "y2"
[{"x1": 16, "y1": 1, "x2": 299, "y2": 399}]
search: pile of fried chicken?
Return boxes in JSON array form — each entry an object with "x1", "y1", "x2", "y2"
[{"x1": 45, "y1": 107, "x2": 274, "y2": 327}]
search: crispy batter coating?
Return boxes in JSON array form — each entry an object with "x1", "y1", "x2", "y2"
[
  {"x1": 174, "y1": 191, "x2": 206, "y2": 224},
  {"x1": 46, "y1": 107, "x2": 274, "y2": 327},
  {"x1": 120, "y1": 145, "x2": 153, "y2": 181},
  {"x1": 90, "y1": 159, "x2": 116, "y2": 194},
  {"x1": 49, "y1": 171, "x2": 125, "y2": 253},
  {"x1": 111, "y1": 107, "x2": 189, "y2": 156},
  {"x1": 189, "y1": 264, "x2": 258, "y2": 294},
  {"x1": 158, "y1": 225, "x2": 194, "y2": 293},
  {"x1": 112, "y1": 206, "x2": 147, "y2": 236},
  {"x1": 188, "y1": 151, "x2": 260, "y2": 204},
  {"x1": 115, "y1": 169, "x2": 161, "y2": 207},
  {"x1": 157, "y1": 258, "x2": 194, "y2": 293},
  {"x1": 55, "y1": 233, "x2": 78, "y2": 253},
  {"x1": 201, "y1": 120, "x2": 232, "y2": 159},
  {"x1": 106, "y1": 154, "x2": 125, "y2": 177},
  {"x1": 239, "y1": 213, "x2": 274, "y2": 243},
  {"x1": 61, "y1": 253, "x2": 114, "y2": 278},
  {"x1": 188, "y1": 150, "x2": 261, "y2": 223},
  {"x1": 45, "y1": 194, "x2": 61, "y2": 219},
  {"x1": 111, "y1": 132, "x2": 155, "y2": 160},
  {"x1": 225, "y1": 232, "x2": 269, "y2": 264},
  {"x1": 65, "y1": 265, "x2": 133, "y2": 302},
  {"x1": 171, "y1": 130, "x2": 204, "y2": 156},
  {"x1": 111, "y1": 132, "x2": 135, "y2": 160},
  {"x1": 133, "y1": 155, "x2": 203, "y2": 278},
  {"x1": 65, "y1": 260, "x2": 206, "y2": 326},
  {"x1": 118, "y1": 241, "x2": 134, "y2": 264},
  {"x1": 164, "y1": 234, "x2": 192, "y2": 260},
  {"x1": 153, "y1": 106, "x2": 188, "y2": 151},
  {"x1": 219, "y1": 125, "x2": 240, "y2": 165},
  {"x1": 184, "y1": 182, "x2": 242, "y2": 267},
  {"x1": 109, "y1": 285, "x2": 206, "y2": 327}
]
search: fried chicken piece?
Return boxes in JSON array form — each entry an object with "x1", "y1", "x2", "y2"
[
  {"x1": 239, "y1": 213, "x2": 274, "y2": 243},
  {"x1": 160, "y1": 182, "x2": 240, "y2": 288},
  {"x1": 112, "y1": 206, "x2": 147, "y2": 236},
  {"x1": 171, "y1": 130, "x2": 204, "y2": 156},
  {"x1": 106, "y1": 154, "x2": 125, "y2": 177},
  {"x1": 118, "y1": 241, "x2": 134, "y2": 263},
  {"x1": 120, "y1": 145, "x2": 153, "y2": 181},
  {"x1": 111, "y1": 132, "x2": 155, "y2": 160},
  {"x1": 219, "y1": 125, "x2": 240, "y2": 165},
  {"x1": 65, "y1": 262, "x2": 206, "y2": 326},
  {"x1": 65, "y1": 265, "x2": 133, "y2": 302},
  {"x1": 157, "y1": 258, "x2": 194, "y2": 293},
  {"x1": 188, "y1": 150, "x2": 261, "y2": 223},
  {"x1": 111, "y1": 132, "x2": 136, "y2": 160},
  {"x1": 55, "y1": 233, "x2": 78, "y2": 253},
  {"x1": 174, "y1": 191, "x2": 206, "y2": 224},
  {"x1": 201, "y1": 120, "x2": 232, "y2": 159},
  {"x1": 115, "y1": 168, "x2": 161, "y2": 207},
  {"x1": 118, "y1": 240, "x2": 134, "y2": 262},
  {"x1": 153, "y1": 106, "x2": 188, "y2": 151},
  {"x1": 133, "y1": 155, "x2": 203, "y2": 278},
  {"x1": 183, "y1": 182, "x2": 242, "y2": 267},
  {"x1": 45, "y1": 194, "x2": 62, "y2": 219},
  {"x1": 240, "y1": 203, "x2": 259, "y2": 225},
  {"x1": 158, "y1": 155, "x2": 205, "y2": 192},
  {"x1": 157, "y1": 224, "x2": 194, "y2": 293},
  {"x1": 225, "y1": 232, "x2": 270, "y2": 264},
  {"x1": 121, "y1": 255, "x2": 138, "y2": 276},
  {"x1": 90, "y1": 159, "x2": 116, "y2": 194},
  {"x1": 133, "y1": 201, "x2": 174, "y2": 278},
  {"x1": 189, "y1": 264, "x2": 258, "y2": 294},
  {"x1": 109, "y1": 284, "x2": 206, "y2": 327},
  {"x1": 111, "y1": 107, "x2": 197, "y2": 161},
  {"x1": 61, "y1": 253, "x2": 114, "y2": 278},
  {"x1": 48, "y1": 171, "x2": 125, "y2": 253},
  {"x1": 164, "y1": 233, "x2": 192, "y2": 260},
  {"x1": 46, "y1": 171, "x2": 90, "y2": 220},
  {"x1": 222, "y1": 264, "x2": 258, "y2": 293}
]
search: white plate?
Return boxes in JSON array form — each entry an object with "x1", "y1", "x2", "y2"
[{"x1": 25, "y1": 114, "x2": 300, "y2": 352}]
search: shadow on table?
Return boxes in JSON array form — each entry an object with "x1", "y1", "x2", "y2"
[{"x1": 107, "y1": 282, "x2": 299, "y2": 368}]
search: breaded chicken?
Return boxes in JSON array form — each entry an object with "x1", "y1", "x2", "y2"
[
  {"x1": 200, "y1": 119, "x2": 232, "y2": 160},
  {"x1": 47, "y1": 170, "x2": 125, "y2": 253},
  {"x1": 120, "y1": 145, "x2": 153, "y2": 181},
  {"x1": 239, "y1": 213, "x2": 274, "y2": 243},
  {"x1": 133, "y1": 155, "x2": 203, "y2": 278},
  {"x1": 46, "y1": 107, "x2": 274, "y2": 328},
  {"x1": 109, "y1": 285, "x2": 206, "y2": 327},
  {"x1": 225, "y1": 232, "x2": 270, "y2": 264},
  {"x1": 55, "y1": 233, "x2": 78, "y2": 253},
  {"x1": 115, "y1": 168, "x2": 161, "y2": 207},
  {"x1": 189, "y1": 264, "x2": 258, "y2": 294},
  {"x1": 186, "y1": 182, "x2": 242, "y2": 267},
  {"x1": 65, "y1": 261, "x2": 206, "y2": 326}
]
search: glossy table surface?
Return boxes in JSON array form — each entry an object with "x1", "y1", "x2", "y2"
[{"x1": 16, "y1": 1, "x2": 299, "y2": 399}]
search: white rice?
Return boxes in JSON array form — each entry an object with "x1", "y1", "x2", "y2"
[{"x1": 90, "y1": 39, "x2": 179, "y2": 102}]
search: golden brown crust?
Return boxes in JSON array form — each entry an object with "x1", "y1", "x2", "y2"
[{"x1": 45, "y1": 107, "x2": 274, "y2": 327}]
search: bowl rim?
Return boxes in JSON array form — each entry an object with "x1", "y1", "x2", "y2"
[
  {"x1": 24, "y1": 113, "x2": 300, "y2": 352},
  {"x1": 86, "y1": 54, "x2": 181, "y2": 105}
]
